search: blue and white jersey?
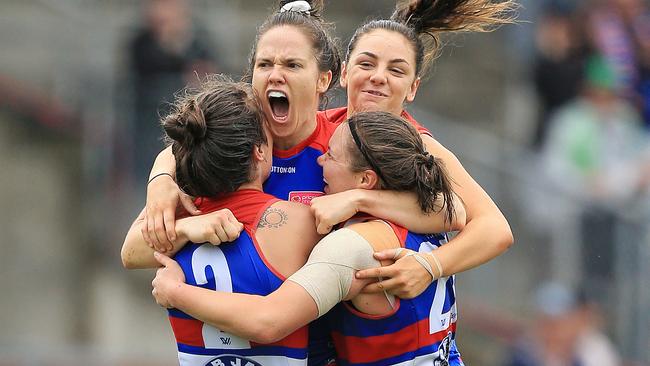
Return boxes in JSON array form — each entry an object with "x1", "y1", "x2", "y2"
[
  {"x1": 263, "y1": 113, "x2": 340, "y2": 205},
  {"x1": 329, "y1": 224, "x2": 463, "y2": 366},
  {"x1": 169, "y1": 190, "x2": 309, "y2": 366}
]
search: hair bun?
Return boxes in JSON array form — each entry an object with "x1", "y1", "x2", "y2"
[{"x1": 163, "y1": 99, "x2": 207, "y2": 149}]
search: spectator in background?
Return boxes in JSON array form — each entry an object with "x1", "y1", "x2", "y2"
[
  {"x1": 587, "y1": 0, "x2": 650, "y2": 127},
  {"x1": 506, "y1": 282, "x2": 620, "y2": 366},
  {"x1": 541, "y1": 55, "x2": 650, "y2": 309},
  {"x1": 128, "y1": 0, "x2": 218, "y2": 191},
  {"x1": 532, "y1": 1, "x2": 586, "y2": 149},
  {"x1": 572, "y1": 287, "x2": 621, "y2": 366}
]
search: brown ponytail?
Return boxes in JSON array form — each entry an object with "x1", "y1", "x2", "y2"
[{"x1": 346, "y1": 0, "x2": 518, "y2": 77}]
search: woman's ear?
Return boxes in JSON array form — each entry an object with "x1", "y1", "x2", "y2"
[
  {"x1": 253, "y1": 144, "x2": 266, "y2": 162},
  {"x1": 405, "y1": 77, "x2": 421, "y2": 103},
  {"x1": 358, "y1": 169, "x2": 379, "y2": 190},
  {"x1": 340, "y1": 61, "x2": 348, "y2": 88},
  {"x1": 317, "y1": 70, "x2": 333, "y2": 94}
]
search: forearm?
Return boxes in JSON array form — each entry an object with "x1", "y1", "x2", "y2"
[
  {"x1": 420, "y1": 134, "x2": 513, "y2": 276},
  {"x1": 170, "y1": 282, "x2": 316, "y2": 343},
  {"x1": 356, "y1": 189, "x2": 466, "y2": 233},
  {"x1": 429, "y1": 209, "x2": 512, "y2": 276},
  {"x1": 149, "y1": 146, "x2": 176, "y2": 179},
  {"x1": 121, "y1": 214, "x2": 188, "y2": 269}
]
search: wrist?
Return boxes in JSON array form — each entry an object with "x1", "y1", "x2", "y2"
[
  {"x1": 148, "y1": 172, "x2": 174, "y2": 186},
  {"x1": 174, "y1": 220, "x2": 189, "y2": 245},
  {"x1": 352, "y1": 189, "x2": 372, "y2": 213},
  {"x1": 425, "y1": 251, "x2": 444, "y2": 279},
  {"x1": 168, "y1": 281, "x2": 188, "y2": 309}
]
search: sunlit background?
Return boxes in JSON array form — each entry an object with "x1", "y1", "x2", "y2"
[{"x1": 1, "y1": 0, "x2": 648, "y2": 365}]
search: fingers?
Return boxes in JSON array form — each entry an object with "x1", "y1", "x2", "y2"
[
  {"x1": 312, "y1": 211, "x2": 333, "y2": 234},
  {"x1": 206, "y1": 232, "x2": 224, "y2": 246},
  {"x1": 223, "y1": 220, "x2": 243, "y2": 242},
  {"x1": 316, "y1": 222, "x2": 333, "y2": 235},
  {"x1": 373, "y1": 248, "x2": 407, "y2": 261},
  {"x1": 153, "y1": 251, "x2": 173, "y2": 266},
  {"x1": 361, "y1": 277, "x2": 402, "y2": 294},
  {"x1": 153, "y1": 213, "x2": 173, "y2": 252},
  {"x1": 355, "y1": 265, "x2": 399, "y2": 280},
  {"x1": 209, "y1": 210, "x2": 243, "y2": 244},
  {"x1": 143, "y1": 209, "x2": 154, "y2": 247},
  {"x1": 163, "y1": 208, "x2": 177, "y2": 243},
  {"x1": 180, "y1": 194, "x2": 201, "y2": 215},
  {"x1": 213, "y1": 226, "x2": 230, "y2": 244}
]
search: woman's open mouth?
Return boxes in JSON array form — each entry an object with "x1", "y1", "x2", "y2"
[{"x1": 268, "y1": 90, "x2": 290, "y2": 122}]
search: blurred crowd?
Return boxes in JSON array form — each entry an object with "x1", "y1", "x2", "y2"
[
  {"x1": 124, "y1": 0, "x2": 220, "y2": 192},
  {"x1": 519, "y1": 0, "x2": 650, "y2": 364},
  {"x1": 1, "y1": 0, "x2": 649, "y2": 364}
]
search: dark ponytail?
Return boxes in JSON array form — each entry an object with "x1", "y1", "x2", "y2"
[
  {"x1": 162, "y1": 74, "x2": 266, "y2": 198},
  {"x1": 245, "y1": 0, "x2": 341, "y2": 98},
  {"x1": 345, "y1": 111, "x2": 456, "y2": 223},
  {"x1": 347, "y1": 0, "x2": 518, "y2": 77}
]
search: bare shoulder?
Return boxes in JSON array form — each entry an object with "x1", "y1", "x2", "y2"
[
  {"x1": 255, "y1": 200, "x2": 322, "y2": 277},
  {"x1": 421, "y1": 134, "x2": 458, "y2": 162},
  {"x1": 257, "y1": 201, "x2": 314, "y2": 230},
  {"x1": 256, "y1": 200, "x2": 322, "y2": 252},
  {"x1": 345, "y1": 221, "x2": 400, "y2": 252}
]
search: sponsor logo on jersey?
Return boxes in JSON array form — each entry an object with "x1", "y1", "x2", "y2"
[
  {"x1": 288, "y1": 191, "x2": 323, "y2": 205},
  {"x1": 433, "y1": 332, "x2": 452, "y2": 366},
  {"x1": 271, "y1": 166, "x2": 297, "y2": 174},
  {"x1": 204, "y1": 354, "x2": 263, "y2": 366}
]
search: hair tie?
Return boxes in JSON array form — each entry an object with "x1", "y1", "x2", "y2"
[
  {"x1": 420, "y1": 151, "x2": 434, "y2": 169},
  {"x1": 281, "y1": 1, "x2": 311, "y2": 14},
  {"x1": 426, "y1": 154, "x2": 435, "y2": 169}
]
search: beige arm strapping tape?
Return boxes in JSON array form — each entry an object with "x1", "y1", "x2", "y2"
[{"x1": 287, "y1": 228, "x2": 380, "y2": 317}]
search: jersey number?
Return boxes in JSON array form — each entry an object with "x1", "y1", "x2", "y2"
[
  {"x1": 191, "y1": 245, "x2": 250, "y2": 349},
  {"x1": 418, "y1": 241, "x2": 457, "y2": 334}
]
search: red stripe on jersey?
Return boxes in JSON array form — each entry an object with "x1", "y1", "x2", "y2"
[
  {"x1": 401, "y1": 110, "x2": 432, "y2": 137},
  {"x1": 320, "y1": 107, "x2": 432, "y2": 137},
  {"x1": 250, "y1": 326, "x2": 309, "y2": 349},
  {"x1": 195, "y1": 190, "x2": 278, "y2": 229},
  {"x1": 274, "y1": 114, "x2": 339, "y2": 158},
  {"x1": 331, "y1": 319, "x2": 456, "y2": 364},
  {"x1": 169, "y1": 316, "x2": 205, "y2": 347}
]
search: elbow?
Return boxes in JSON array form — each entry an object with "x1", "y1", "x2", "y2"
[
  {"x1": 121, "y1": 247, "x2": 136, "y2": 270},
  {"x1": 450, "y1": 209, "x2": 467, "y2": 232},
  {"x1": 495, "y1": 218, "x2": 514, "y2": 253},
  {"x1": 247, "y1": 310, "x2": 290, "y2": 344},
  {"x1": 252, "y1": 327, "x2": 285, "y2": 344},
  {"x1": 448, "y1": 193, "x2": 467, "y2": 231},
  {"x1": 121, "y1": 244, "x2": 143, "y2": 270}
]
